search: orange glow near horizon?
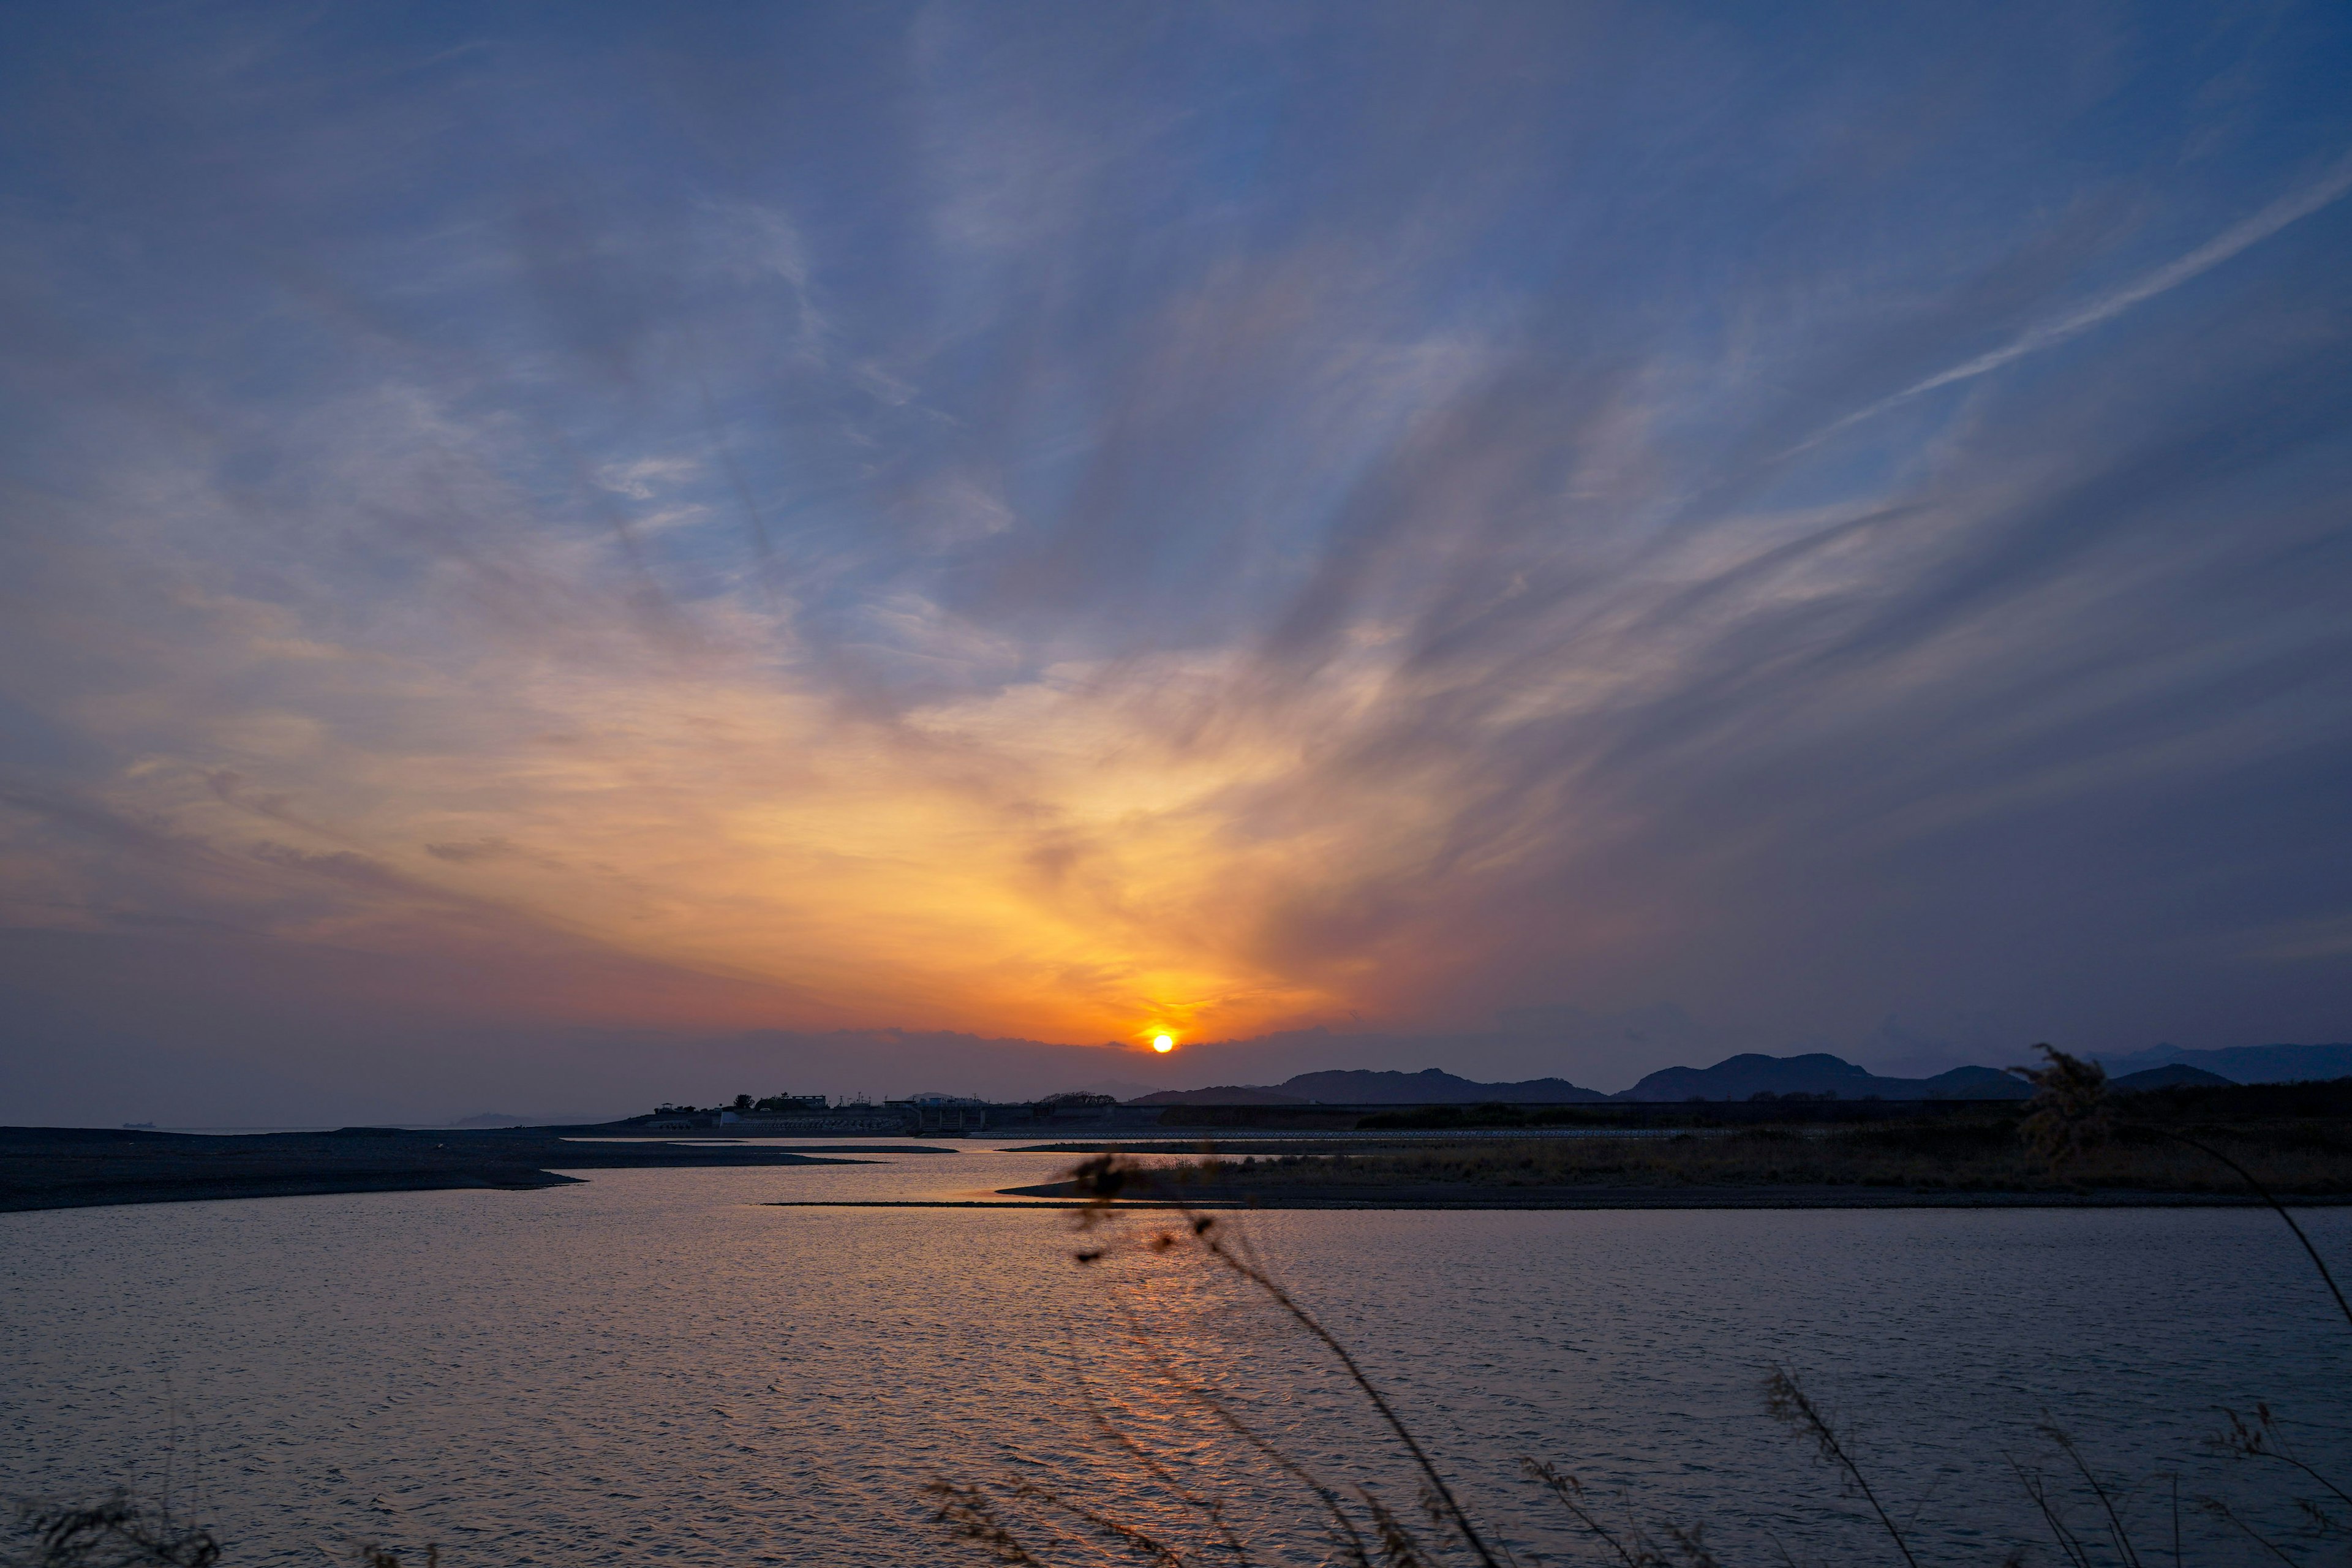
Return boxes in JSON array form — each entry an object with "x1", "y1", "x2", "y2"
[{"x1": 52, "y1": 619, "x2": 1500, "y2": 1044}]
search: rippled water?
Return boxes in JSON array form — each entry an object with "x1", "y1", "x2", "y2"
[{"x1": 5, "y1": 1140, "x2": 2348, "y2": 1565}]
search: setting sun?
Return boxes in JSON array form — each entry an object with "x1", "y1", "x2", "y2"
[{"x1": 1152, "y1": 1035, "x2": 1175, "y2": 1053}]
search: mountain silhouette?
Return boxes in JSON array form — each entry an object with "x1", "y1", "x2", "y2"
[
  {"x1": 1125, "y1": 1046, "x2": 2346, "y2": 1106},
  {"x1": 2091, "y1": 1042, "x2": 2352, "y2": 1084},
  {"x1": 1133, "y1": 1067, "x2": 1607, "y2": 1106}
]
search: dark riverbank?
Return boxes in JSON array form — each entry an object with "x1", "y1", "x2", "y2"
[
  {"x1": 1003, "y1": 1091, "x2": 2352, "y2": 1208},
  {"x1": 0, "y1": 1125, "x2": 887, "y2": 1213},
  {"x1": 992, "y1": 1179, "x2": 2352, "y2": 1209}
]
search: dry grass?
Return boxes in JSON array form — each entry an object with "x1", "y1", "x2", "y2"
[{"x1": 6, "y1": 1495, "x2": 219, "y2": 1568}]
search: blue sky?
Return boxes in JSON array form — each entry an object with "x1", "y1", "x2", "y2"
[{"x1": 2, "y1": 2, "x2": 2349, "y2": 1119}]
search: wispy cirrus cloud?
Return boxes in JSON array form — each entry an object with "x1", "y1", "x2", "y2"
[{"x1": 2, "y1": 1, "x2": 2350, "y2": 1120}]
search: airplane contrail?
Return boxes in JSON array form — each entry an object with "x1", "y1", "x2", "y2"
[{"x1": 1794, "y1": 146, "x2": 2352, "y2": 452}]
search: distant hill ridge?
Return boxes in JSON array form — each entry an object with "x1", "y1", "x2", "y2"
[
  {"x1": 1129, "y1": 1047, "x2": 2346, "y2": 1106},
  {"x1": 2089, "y1": 1042, "x2": 2352, "y2": 1084}
]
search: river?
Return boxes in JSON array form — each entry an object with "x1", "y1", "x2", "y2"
[{"x1": 5, "y1": 1139, "x2": 2348, "y2": 1564}]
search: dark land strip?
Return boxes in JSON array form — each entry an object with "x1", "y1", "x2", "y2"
[
  {"x1": 1000, "y1": 1085, "x2": 2352, "y2": 1209},
  {"x1": 984, "y1": 1180, "x2": 2352, "y2": 1210},
  {"x1": 0, "y1": 1125, "x2": 889, "y2": 1213}
]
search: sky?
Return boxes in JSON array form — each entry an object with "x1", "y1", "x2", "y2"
[{"x1": 2, "y1": 2, "x2": 2350, "y2": 1123}]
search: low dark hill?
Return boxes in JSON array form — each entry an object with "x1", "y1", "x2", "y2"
[
  {"x1": 1128, "y1": 1085, "x2": 1308, "y2": 1106},
  {"x1": 1615, "y1": 1054, "x2": 2031, "y2": 1102},
  {"x1": 1133, "y1": 1068, "x2": 1608, "y2": 1106},
  {"x1": 2093, "y1": 1042, "x2": 2352, "y2": 1083},
  {"x1": 1131, "y1": 1050, "x2": 2325, "y2": 1111},
  {"x1": 1353, "y1": 1076, "x2": 2352, "y2": 1133},
  {"x1": 2108, "y1": 1065, "x2": 2233, "y2": 1092},
  {"x1": 1282, "y1": 1068, "x2": 1610, "y2": 1103}
]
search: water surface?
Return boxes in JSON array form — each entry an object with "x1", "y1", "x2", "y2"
[{"x1": 5, "y1": 1142, "x2": 2347, "y2": 1564}]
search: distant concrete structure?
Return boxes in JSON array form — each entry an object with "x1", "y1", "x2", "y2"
[
  {"x1": 885, "y1": 1097, "x2": 989, "y2": 1134},
  {"x1": 647, "y1": 1095, "x2": 904, "y2": 1134}
]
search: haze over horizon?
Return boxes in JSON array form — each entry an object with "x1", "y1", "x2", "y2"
[{"x1": 4, "y1": 4, "x2": 2350, "y2": 1126}]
